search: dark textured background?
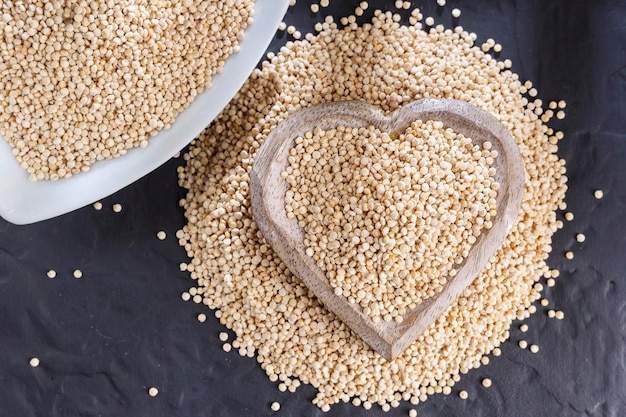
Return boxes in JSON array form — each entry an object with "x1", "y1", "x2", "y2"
[{"x1": 1, "y1": 1, "x2": 624, "y2": 416}]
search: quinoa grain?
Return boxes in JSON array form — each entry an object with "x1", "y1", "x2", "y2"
[
  {"x1": 284, "y1": 123, "x2": 498, "y2": 321},
  {"x1": 0, "y1": 0, "x2": 255, "y2": 181},
  {"x1": 178, "y1": 10, "x2": 567, "y2": 410}
]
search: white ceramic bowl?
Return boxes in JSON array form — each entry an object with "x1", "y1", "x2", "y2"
[{"x1": 0, "y1": 0, "x2": 290, "y2": 225}]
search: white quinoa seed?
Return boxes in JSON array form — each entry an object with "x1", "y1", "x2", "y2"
[
  {"x1": 459, "y1": 390, "x2": 468, "y2": 399},
  {"x1": 93, "y1": 202, "x2": 103, "y2": 211},
  {"x1": 197, "y1": 313, "x2": 207, "y2": 323},
  {"x1": 29, "y1": 357, "x2": 40, "y2": 367},
  {"x1": 157, "y1": 231, "x2": 167, "y2": 240},
  {"x1": 219, "y1": 332, "x2": 229, "y2": 342},
  {"x1": 481, "y1": 378, "x2": 492, "y2": 388},
  {"x1": 177, "y1": 10, "x2": 567, "y2": 410},
  {"x1": 112, "y1": 204, "x2": 123, "y2": 213},
  {"x1": 271, "y1": 401, "x2": 281, "y2": 411},
  {"x1": 148, "y1": 387, "x2": 159, "y2": 397},
  {"x1": 518, "y1": 340, "x2": 528, "y2": 349},
  {"x1": 594, "y1": 189, "x2": 604, "y2": 199},
  {"x1": 73, "y1": 269, "x2": 83, "y2": 279},
  {"x1": 451, "y1": 8, "x2": 461, "y2": 18},
  {"x1": 47, "y1": 270, "x2": 57, "y2": 279},
  {"x1": 0, "y1": 0, "x2": 255, "y2": 181},
  {"x1": 529, "y1": 344, "x2": 539, "y2": 353},
  {"x1": 555, "y1": 310, "x2": 565, "y2": 320},
  {"x1": 564, "y1": 212, "x2": 574, "y2": 221},
  {"x1": 576, "y1": 233, "x2": 586, "y2": 242}
]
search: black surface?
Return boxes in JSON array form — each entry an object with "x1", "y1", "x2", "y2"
[{"x1": 1, "y1": 1, "x2": 625, "y2": 416}]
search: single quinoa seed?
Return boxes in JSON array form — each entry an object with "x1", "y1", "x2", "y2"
[
  {"x1": 271, "y1": 401, "x2": 281, "y2": 411},
  {"x1": 113, "y1": 204, "x2": 123, "y2": 213},
  {"x1": 157, "y1": 231, "x2": 167, "y2": 240},
  {"x1": 594, "y1": 189, "x2": 604, "y2": 199},
  {"x1": 178, "y1": 10, "x2": 567, "y2": 410},
  {"x1": 481, "y1": 378, "x2": 492, "y2": 388},
  {"x1": 0, "y1": 0, "x2": 255, "y2": 181},
  {"x1": 73, "y1": 269, "x2": 83, "y2": 279},
  {"x1": 148, "y1": 387, "x2": 159, "y2": 397},
  {"x1": 29, "y1": 357, "x2": 40, "y2": 367},
  {"x1": 93, "y1": 202, "x2": 103, "y2": 210},
  {"x1": 47, "y1": 270, "x2": 57, "y2": 279},
  {"x1": 459, "y1": 390, "x2": 468, "y2": 399}
]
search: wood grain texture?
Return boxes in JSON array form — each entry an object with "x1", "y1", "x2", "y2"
[{"x1": 250, "y1": 99, "x2": 525, "y2": 360}]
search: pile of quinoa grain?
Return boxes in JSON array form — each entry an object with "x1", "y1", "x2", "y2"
[
  {"x1": 0, "y1": 0, "x2": 254, "y2": 180},
  {"x1": 177, "y1": 9, "x2": 567, "y2": 411},
  {"x1": 283, "y1": 122, "x2": 499, "y2": 323}
]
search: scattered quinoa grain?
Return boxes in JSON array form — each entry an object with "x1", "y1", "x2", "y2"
[
  {"x1": 546, "y1": 278, "x2": 556, "y2": 287},
  {"x1": 594, "y1": 190, "x2": 604, "y2": 199},
  {"x1": 148, "y1": 387, "x2": 159, "y2": 397},
  {"x1": 425, "y1": 16, "x2": 434, "y2": 26},
  {"x1": 197, "y1": 313, "x2": 207, "y2": 323},
  {"x1": 564, "y1": 212, "x2": 574, "y2": 221},
  {"x1": 529, "y1": 344, "x2": 539, "y2": 353},
  {"x1": 520, "y1": 324, "x2": 528, "y2": 332},
  {"x1": 29, "y1": 357, "x2": 40, "y2": 367},
  {"x1": 181, "y1": 292, "x2": 191, "y2": 301},
  {"x1": 271, "y1": 401, "x2": 281, "y2": 411},
  {"x1": 492, "y1": 347, "x2": 502, "y2": 357},
  {"x1": 451, "y1": 8, "x2": 461, "y2": 18},
  {"x1": 73, "y1": 269, "x2": 83, "y2": 279},
  {"x1": 576, "y1": 233, "x2": 586, "y2": 242},
  {"x1": 459, "y1": 390, "x2": 468, "y2": 399},
  {"x1": 518, "y1": 340, "x2": 528, "y2": 349},
  {"x1": 409, "y1": 408, "x2": 418, "y2": 417},
  {"x1": 112, "y1": 204, "x2": 123, "y2": 213},
  {"x1": 481, "y1": 378, "x2": 492, "y2": 388},
  {"x1": 437, "y1": 0, "x2": 446, "y2": 6},
  {"x1": 311, "y1": 4, "x2": 319, "y2": 13},
  {"x1": 219, "y1": 332, "x2": 229, "y2": 342},
  {"x1": 540, "y1": 298, "x2": 549, "y2": 306},
  {"x1": 46, "y1": 270, "x2": 56, "y2": 279},
  {"x1": 93, "y1": 202, "x2": 103, "y2": 211},
  {"x1": 556, "y1": 110, "x2": 566, "y2": 120},
  {"x1": 222, "y1": 343, "x2": 232, "y2": 352},
  {"x1": 157, "y1": 231, "x2": 167, "y2": 240},
  {"x1": 548, "y1": 310, "x2": 556, "y2": 318},
  {"x1": 555, "y1": 310, "x2": 565, "y2": 320},
  {"x1": 565, "y1": 251, "x2": 574, "y2": 260}
]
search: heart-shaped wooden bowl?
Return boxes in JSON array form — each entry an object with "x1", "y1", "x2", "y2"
[{"x1": 250, "y1": 99, "x2": 525, "y2": 360}]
